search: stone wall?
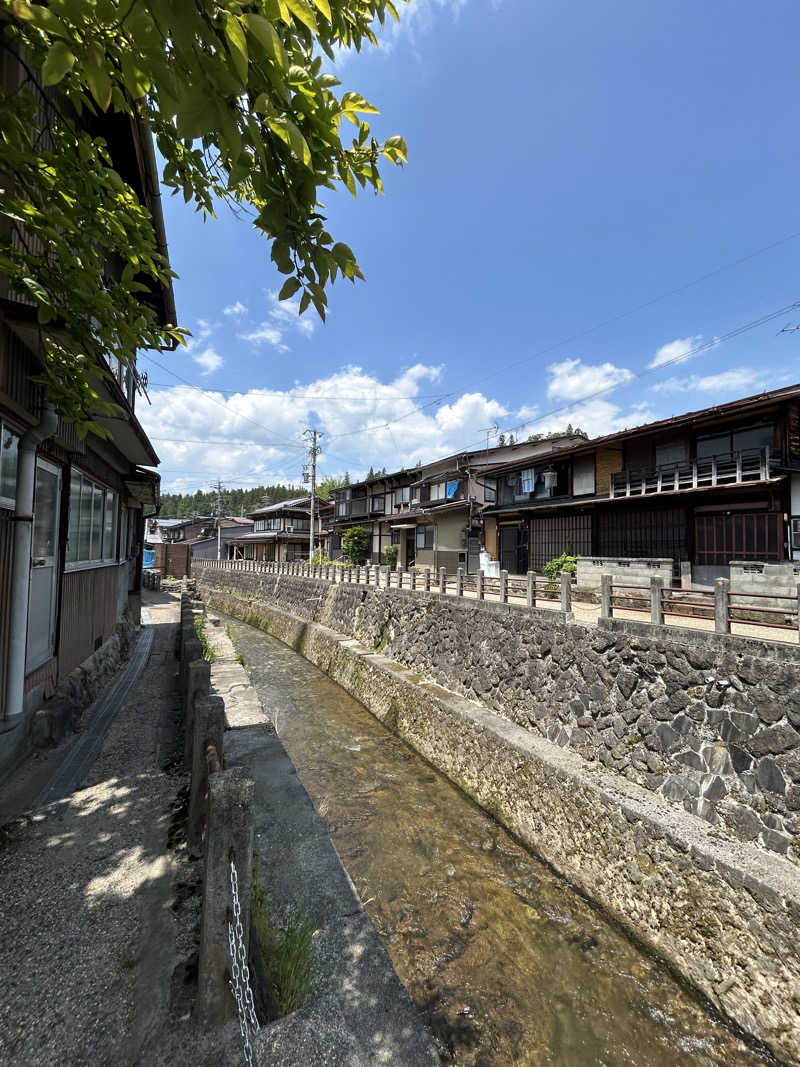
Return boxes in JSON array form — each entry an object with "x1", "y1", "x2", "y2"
[
  {"x1": 196, "y1": 567, "x2": 800, "y2": 867},
  {"x1": 195, "y1": 573, "x2": 800, "y2": 1064}
]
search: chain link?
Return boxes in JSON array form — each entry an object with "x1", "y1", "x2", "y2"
[{"x1": 229, "y1": 858, "x2": 260, "y2": 1067}]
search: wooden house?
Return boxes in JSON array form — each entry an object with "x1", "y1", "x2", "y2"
[
  {"x1": 482, "y1": 383, "x2": 800, "y2": 580},
  {"x1": 0, "y1": 47, "x2": 173, "y2": 768},
  {"x1": 227, "y1": 496, "x2": 331, "y2": 562}
]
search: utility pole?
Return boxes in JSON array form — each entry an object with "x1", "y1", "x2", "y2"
[
  {"x1": 211, "y1": 478, "x2": 225, "y2": 560},
  {"x1": 302, "y1": 428, "x2": 323, "y2": 563}
]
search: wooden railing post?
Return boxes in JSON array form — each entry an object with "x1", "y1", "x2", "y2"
[
  {"x1": 715, "y1": 578, "x2": 730, "y2": 634},
  {"x1": 439, "y1": 567, "x2": 447, "y2": 594},
  {"x1": 476, "y1": 569, "x2": 484, "y2": 601},
  {"x1": 526, "y1": 570, "x2": 535, "y2": 608},
  {"x1": 560, "y1": 571, "x2": 572, "y2": 612},
  {"x1": 499, "y1": 569, "x2": 508, "y2": 603},
  {"x1": 650, "y1": 575, "x2": 664, "y2": 626},
  {"x1": 600, "y1": 574, "x2": 613, "y2": 619}
]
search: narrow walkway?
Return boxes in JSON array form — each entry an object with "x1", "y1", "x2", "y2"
[{"x1": 0, "y1": 592, "x2": 188, "y2": 1066}]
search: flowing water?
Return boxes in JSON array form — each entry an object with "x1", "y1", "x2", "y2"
[{"x1": 224, "y1": 615, "x2": 771, "y2": 1067}]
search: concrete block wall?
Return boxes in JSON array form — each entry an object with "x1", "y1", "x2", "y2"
[
  {"x1": 196, "y1": 568, "x2": 800, "y2": 866},
  {"x1": 576, "y1": 556, "x2": 674, "y2": 589}
]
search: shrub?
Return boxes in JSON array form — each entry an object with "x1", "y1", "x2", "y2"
[
  {"x1": 342, "y1": 525, "x2": 370, "y2": 565},
  {"x1": 311, "y1": 549, "x2": 330, "y2": 565},
  {"x1": 252, "y1": 857, "x2": 315, "y2": 1016},
  {"x1": 542, "y1": 552, "x2": 577, "y2": 597},
  {"x1": 382, "y1": 544, "x2": 398, "y2": 568}
]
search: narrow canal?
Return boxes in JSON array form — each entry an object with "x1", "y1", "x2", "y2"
[{"x1": 224, "y1": 614, "x2": 769, "y2": 1067}]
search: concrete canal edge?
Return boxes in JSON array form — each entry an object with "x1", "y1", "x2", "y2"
[
  {"x1": 199, "y1": 581, "x2": 800, "y2": 1065},
  {"x1": 197, "y1": 604, "x2": 441, "y2": 1065}
]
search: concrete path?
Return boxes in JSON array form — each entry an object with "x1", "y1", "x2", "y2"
[{"x1": 0, "y1": 591, "x2": 189, "y2": 1067}]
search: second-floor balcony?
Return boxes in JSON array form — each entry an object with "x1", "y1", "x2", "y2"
[{"x1": 609, "y1": 447, "x2": 778, "y2": 499}]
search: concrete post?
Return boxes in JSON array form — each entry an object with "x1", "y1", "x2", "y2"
[
  {"x1": 183, "y1": 655, "x2": 211, "y2": 770},
  {"x1": 384, "y1": 565, "x2": 391, "y2": 589},
  {"x1": 196, "y1": 768, "x2": 255, "y2": 1025},
  {"x1": 355, "y1": 566, "x2": 361, "y2": 584},
  {"x1": 600, "y1": 573, "x2": 613, "y2": 619},
  {"x1": 188, "y1": 694, "x2": 226, "y2": 855},
  {"x1": 650, "y1": 575, "x2": 664, "y2": 626},
  {"x1": 397, "y1": 569, "x2": 404, "y2": 589},
  {"x1": 797, "y1": 583, "x2": 800, "y2": 639},
  {"x1": 439, "y1": 567, "x2": 447, "y2": 594},
  {"x1": 456, "y1": 567, "x2": 464, "y2": 597},
  {"x1": 410, "y1": 569, "x2": 417, "y2": 590},
  {"x1": 424, "y1": 569, "x2": 431, "y2": 592},
  {"x1": 715, "y1": 578, "x2": 731, "y2": 634},
  {"x1": 476, "y1": 569, "x2": 484, "y2": 601},
  {"x1": 526, "y1": 570, "x2": 536, "y2": 609},
  {"x1": 560, "y1": 571, "x2": 572, "y2": 612},
  {"x1": 499, "y1": 569, "x2": 508, "y2": 603}
]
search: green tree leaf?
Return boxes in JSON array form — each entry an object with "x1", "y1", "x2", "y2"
[
  {"x1": 243, "y1": 13, "x2": 289, "y2": 69},
  {"x1": 278, "y1": 276, "x2": 302, "y2": 300},
  {"x1": 223, "y1": 13, "x2": 249, "y2": 85},
  {"x1": 41, "y1": 41, "x2": 76, "y2": 86}
]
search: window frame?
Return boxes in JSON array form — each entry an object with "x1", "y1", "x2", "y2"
[
  {"x1": 416, "y1": 523, "x2": 434, "y2": 550},
  {"x1": 0, "y1": 418, "x2": 21, "y2": 510},
  {"x1": 65, "y1": 468, "x2": 118, "y2": 571}
]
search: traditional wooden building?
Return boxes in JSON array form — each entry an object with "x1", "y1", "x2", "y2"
[
  {"x1": 327, "y1": 436, "x2": 583, "y2": 572},
  {"x1": 482, "y1": 383, "x2": 800, "y2": 581},
  {"x1": 0, "y1": 50, "x2": 173, "y2": 767},
  {"x1": 227, "y1": 496, "x2": 331, "y2": 562}
]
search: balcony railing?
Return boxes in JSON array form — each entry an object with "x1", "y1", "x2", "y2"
[{"x1": 609, "y1": 447, "x2": 777, "y2": 499}]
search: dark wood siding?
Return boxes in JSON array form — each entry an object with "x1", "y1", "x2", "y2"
[
  {"x1": 596, "y1": 506, "x2": 688, "y2": 564},
  {"x1": 529, "y1": 513, "x2": 592, "y2": 569},
  {"x1": 694, "y1": 512, "x2": 783, "y2": 566},
  {"x1": 58, "y1": 565, "x2": 121, "y2": 680}
]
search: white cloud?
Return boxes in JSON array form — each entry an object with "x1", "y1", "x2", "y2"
[
  {"x1": 240, "y1": 291, "x2": 316, "y2": 349},
  {"x1": 515, "y1": 398, "x2": 656, "y2": 441},
  {"x1": 141, "y1": 363, "x2": 511, "y2": 493},
  {"x1": 652, "y1": 368, "x2": 760, "y2": 395},
  {"x1": 547, "y1": 358, "x2": 634, "y2": 402},
  {"x1": 182, "y1": 318, "x2": 217, "y2": 354},
  {"x1": 648, "y1": 334, "x2": 705, "y2": 369},
  {"x1": 239, "y1": 323, "x2": 285, "y2": 348},
  {"x1": 192, "y1": 347, "x2": 223, "y2": 376},
  {"x1": 223, "y1": 301, "x2": 247, "y2": 316}
]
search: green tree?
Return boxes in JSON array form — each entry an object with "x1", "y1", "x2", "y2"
[
  {"x1": 316, "y1": 473, "x2": 348, "y2": 500},
  {"x1": 341, "y1": 524, "x2": 369, "y2": 564},
  {"x1": 3, "y1": 0, "x2": 408, "y2": 432}
]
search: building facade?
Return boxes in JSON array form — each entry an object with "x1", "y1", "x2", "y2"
[
  {"x1": 327, "y1": 437, "x2": 584, "y2": 572},
  {"x1": 482, "y1": 384, "x2": 800, "y2": 581},
  {"x1": 227, "y1": 496, "x2": 330, "y2": 562},
  {"x1": 0, "y1": 47, "x2": 173, "y2": 766}
]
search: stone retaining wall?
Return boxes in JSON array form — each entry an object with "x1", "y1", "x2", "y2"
[
  {"x1": 196, "y1": 576, "x2": 800, "y2": 1064},
  {"x1": 196, "y1": 568, "x2": 800, "y2": 867}
]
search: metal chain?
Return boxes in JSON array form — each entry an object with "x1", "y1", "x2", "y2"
[{"x1": 229, "y1": 858, "x2": 260, "y2": 1067}]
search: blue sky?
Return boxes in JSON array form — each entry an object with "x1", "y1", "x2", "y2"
[{"x1": 139, "y1": 0, "x2": 800, "y2": 493}]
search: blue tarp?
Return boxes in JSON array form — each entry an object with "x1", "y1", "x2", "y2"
[
  {"x1": 142, "y1": 548, "x2": 155, "y2": 568},
  {"x1": 446, "y1": 480, "x2": 459, "y2": 500}
]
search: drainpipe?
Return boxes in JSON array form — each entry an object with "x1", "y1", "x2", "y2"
[{"x1": 6, "y1": 404, "x2": 58, "y2": 720}]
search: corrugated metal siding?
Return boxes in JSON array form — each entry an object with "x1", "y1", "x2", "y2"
[
  {"x1": 0, "y1": 508, "x2": 13, "y2": 719},
  {"x1": 58, "y1": 564, "x2": 124, "y2": 680}
]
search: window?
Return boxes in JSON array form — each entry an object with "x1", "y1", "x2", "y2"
[
  {"x1": 370, "y1": 494, "x2": 385, "y2": 513},
  {"x1": 519, "y1": 468, "x2": 536, "y2": 494},
  {"x1": 0, "y1": 420, "x2": 20, "y2": 507},
  {"x1": 288, "y1": 517, "x2": 310, "y2": 532},
  {"x1": 792, "y1": 518, "x2": 800, "y2": 552},
  {"x1": 697, "y1": 425, "x2": 773, "y2": 459},
  {"x1": 483, "y1": 478, "x2": 496, "y2": 504},
  {"x1": 416, "y1": 523, "x2": 434, "y2": 550},
  {"x1": 67, "y1": 469, "x2": 117, "y2": 565},
  {"x1": 572, "y1": 455, "x2": 595, "y2": 496},
  {"x1": 429, "y1": 482, "x2": 447, "y2": 502},
  {"x1": 391, "y1": 529, "x2": 401, "y2": 545},
  {"x1": 394, "y1": 486, "x2": 410, "y2": 505},
  {"x1": 286, "y1": 542, "x2": 307, "y2": 561}
]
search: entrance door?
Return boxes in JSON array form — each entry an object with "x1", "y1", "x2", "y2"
[
  {"x1": 499, "y1": 524, "x2": 528, "y2": 574},
  {"x1": 405, "y1": 532, "x2": 415, "y2": 570},
  {"x1": 26, "y1": 459, "x2": 61, "y2": 672}
]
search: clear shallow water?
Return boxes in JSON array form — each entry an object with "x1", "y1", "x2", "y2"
[{"x1": 224, "y1": 615, "x2": 771, "y2": 1067}]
